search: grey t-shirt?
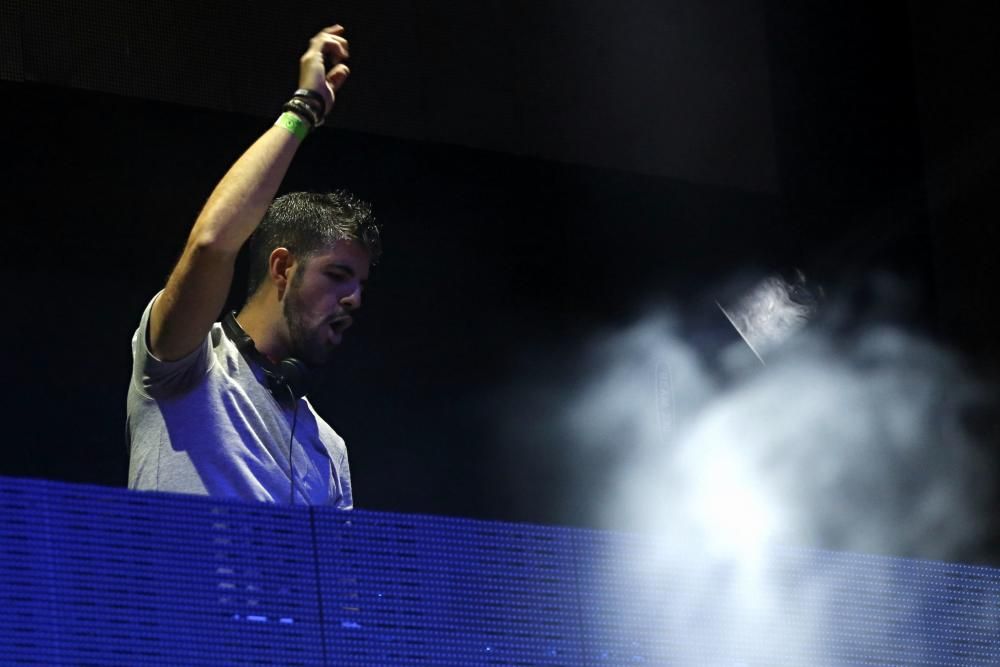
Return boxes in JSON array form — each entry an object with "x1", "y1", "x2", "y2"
[{"x1": 127, "y1": 293, "x2": 353, "y2": 507}]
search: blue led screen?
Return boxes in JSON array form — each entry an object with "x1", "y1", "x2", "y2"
[{"x1": 3, "y1": 476, "x2": 1000, "y2": 665}]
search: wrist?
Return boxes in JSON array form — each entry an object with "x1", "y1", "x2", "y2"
[
  {"x1": 283, "y1": 97, "x2": 321, "y2": 128},
  {"x1": 294, "y1": 88, "x2": 329, "y2": 119},
  {"x1": 273, "y1": 88, "x2": 331, "y2": 141}
]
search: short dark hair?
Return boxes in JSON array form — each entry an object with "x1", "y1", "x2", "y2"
[{"x1": 246, "y1": 190, "x2": 381, "y2": 298}]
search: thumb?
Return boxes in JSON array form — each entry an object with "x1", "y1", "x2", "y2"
[{"x1": 327, "y1": 63, "x2": 351, "y2": 91}]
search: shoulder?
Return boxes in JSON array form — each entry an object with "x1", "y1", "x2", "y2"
[{"x1": 131, "y1": 293, "x2": 236, "y2": 398}]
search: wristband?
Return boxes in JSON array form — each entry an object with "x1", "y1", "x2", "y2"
[{"x1": 274, "y1": 111, "x2": 310, "y2": 142}]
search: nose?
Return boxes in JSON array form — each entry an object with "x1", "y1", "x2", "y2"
[{"x1": 340, "y1": 283, "x2": 362, "y2": 311}]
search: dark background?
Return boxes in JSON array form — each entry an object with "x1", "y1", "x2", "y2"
[{"x1": 0, "y1": 0, "x2": 997, "y2": 527}]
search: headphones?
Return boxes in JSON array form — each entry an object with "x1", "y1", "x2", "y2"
[{"x1": 221, "y1": 312, "x2": 311, "y2": 402}]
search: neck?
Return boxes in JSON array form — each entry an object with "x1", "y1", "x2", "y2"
[{"x1": 236, "y1": 292, "x2": 288, "y2": 362}]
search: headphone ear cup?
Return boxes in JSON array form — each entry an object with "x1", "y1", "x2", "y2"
[{"x1": 277, "y1": 358, "x2": 310, "y2": 400}]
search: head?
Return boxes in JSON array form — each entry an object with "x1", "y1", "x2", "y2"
[{"x1": 246, "y1": 191, "x2": 381, "y2": 365}]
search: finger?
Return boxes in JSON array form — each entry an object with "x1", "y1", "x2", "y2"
[
  {"x1": 310, "y1": 28, "x2": 348, "y2": 49},
  {"x1": 326, "y1": 63, "x2": 350, "y2": 91},
  {"x1": 326, "y1": 34, "x2": 350, "y2": 59},
  {"x1": 314, "y1": 33, "x2": 349, "y2": 61}
]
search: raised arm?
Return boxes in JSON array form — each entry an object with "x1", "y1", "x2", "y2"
[{"x1": 148, "y1": 26, "x2": 351, "y2": 361}]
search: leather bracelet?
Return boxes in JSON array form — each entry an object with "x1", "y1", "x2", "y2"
[
  {"x1": 293, "y1": 95, "x2": 325, "y2": 126},
  {"x1": 294, "y1": 88, "x2": 329, "y2": 117}
]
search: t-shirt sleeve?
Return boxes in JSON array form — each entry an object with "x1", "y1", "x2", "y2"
[{"x1": 131, "y1": 291, "x2": 215, "y2": 399}]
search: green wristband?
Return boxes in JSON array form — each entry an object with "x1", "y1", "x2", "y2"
[{"x1": 274, "y1": 111, "x2": 310, "y2": 142}]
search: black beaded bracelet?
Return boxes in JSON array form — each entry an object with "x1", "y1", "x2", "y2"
[
  {"x1": 292, "y1": 97, "x2": 325, "y2": 127},
  {"x1": 294, "y1": 88, "x2": 328, "y2": 117}
]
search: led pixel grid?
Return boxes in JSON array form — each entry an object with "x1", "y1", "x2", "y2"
[{"x1": 3, "y1": 476, "x2": 1000, "y2": 665}]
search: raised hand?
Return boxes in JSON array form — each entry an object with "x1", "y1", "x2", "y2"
[{"x1": 299, "y1": 25, "x2": 350, "y2": 117}]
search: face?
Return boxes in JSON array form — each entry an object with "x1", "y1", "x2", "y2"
[{"x1": 282, "y1": 240, "x2": 371, "y2": 366}]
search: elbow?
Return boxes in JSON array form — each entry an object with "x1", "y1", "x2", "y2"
[
  {"x1": 188, "y1": 197, "x2": 254, "y2": 255},
  {"x1": 188, "y1": 226, "x2": 242, "y2": 259}
]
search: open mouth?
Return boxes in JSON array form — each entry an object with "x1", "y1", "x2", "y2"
[{"x1": 330, "y1": 317, "x2": 353, "y2": 334}]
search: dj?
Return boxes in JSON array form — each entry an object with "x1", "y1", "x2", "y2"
[{"x1": 126, "y1": 25, "x2": 380, "y2": 506}]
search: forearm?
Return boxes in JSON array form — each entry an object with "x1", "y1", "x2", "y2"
[
  {"x1": 149, "y1": 123, "x2": 303, "y2": 360},
  {"x1": 189, "y1": 124, "x2": 301, "y2": 255}
]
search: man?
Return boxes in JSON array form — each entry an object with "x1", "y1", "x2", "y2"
[{"x1": 126, "y1": 26, "x2": 379, "y2": 506}]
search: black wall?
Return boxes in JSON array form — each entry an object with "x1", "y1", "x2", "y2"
[{"x1": 1, "y1": 1, "x2": 996, "y2": 526}]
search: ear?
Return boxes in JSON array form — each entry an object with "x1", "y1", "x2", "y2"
[{"x1": 268, "y1": 248, "x2": 295, "y2": 297}]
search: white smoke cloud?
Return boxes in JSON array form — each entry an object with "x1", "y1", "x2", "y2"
[
  {"x1": 577, "y1": 317, "x2": 987, "y2": 558},
  {"x1": 506, "y1": 281, "x2": 994, "y2": 663}
]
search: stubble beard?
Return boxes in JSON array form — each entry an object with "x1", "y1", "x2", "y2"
[{"x1": 282, "y1": 277, "x2": 332, "y2": 367}]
